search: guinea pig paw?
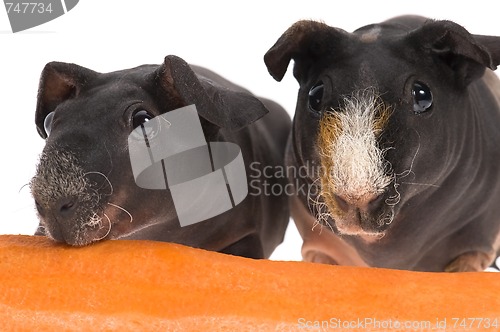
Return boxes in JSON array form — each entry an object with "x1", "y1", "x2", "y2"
[{"x1": 444, "y1": 251, "x2": 495, "y2": 272}]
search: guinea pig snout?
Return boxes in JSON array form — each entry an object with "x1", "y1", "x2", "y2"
[
  {"x1": 30, "y1": 148, "x2": 109, "y2": 246},
  {"x1": 316, "y1": 90, "x2": 395, "y2": 235},
  {"x1": 328, "y1": 191, "x2": 394, "y2": 233}
]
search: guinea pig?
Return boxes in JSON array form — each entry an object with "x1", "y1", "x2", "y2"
[
  {"x1": 264, "y1": 15, "x2": 500, "y2": 271},
  {"x1": 31, "y1": 55, "x2": 291, "y2": 259}
]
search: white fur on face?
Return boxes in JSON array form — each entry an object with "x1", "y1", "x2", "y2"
[
  {"x1": 30, "y1": 149, "x2": 110, "y2": 245},
  {"x1": 318, "y1": 89, "x2": 393, "y2": 203}
]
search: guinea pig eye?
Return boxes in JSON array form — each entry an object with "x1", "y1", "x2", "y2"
[
  {"x1": 43, "y1": 111, "x2": 55, "y2": 137},
  {"x1": 308, "y1": 81, "x2": 324, "y2": 113},
  {"x1": 412, "y1": 81, "x2": 433, "y2": 114},
  {"x1": 132, "y1": 110, "x2": 153, "y2": 129},
  {"x1": 131, "y1": 109, "x2": 162, "y2": 140}
]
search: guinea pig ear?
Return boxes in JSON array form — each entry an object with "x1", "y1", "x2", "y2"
[
  {"x1": 35, "y1": 62, "x2": 97, "y2": 138},
  {"x1": 264, "y1": 20, "x2": 350, "y2": 82},
  {"x1": 155, "y1": 55, "x2": 268, "y2": 131},
  {"x1": 471, "y1": 34, "x2": 500, "y2": 68},
  {"x1": 407, "y1": 20, "x2": 500, "y2": 86}
]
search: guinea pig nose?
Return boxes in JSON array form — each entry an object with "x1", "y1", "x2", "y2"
[
  {"x1": 57, "y1": 198, "x2": 78, "y2": 217},
  {"x1": 332, "y1": 193, "x2": 385, "y2": 214},
  {"x1": 332, "y1": 194, "x2": 350, "y2": 213},
  {"x1": 369, "y1": 193, "x2": 386, "y2": 208}
]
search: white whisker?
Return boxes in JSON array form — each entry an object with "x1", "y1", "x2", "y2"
[
  {"x1": 386, "y1": 174, "x2": 401, "y2": 206},
  {"x1": 306, "y1": 177, "x2": 322, "y2": 215},
  {"x1": 401, "y1": 182, "x2": 440, "y2": 188},
  {"x1": 84, "y1": 171, "x2": 114, "y2": 196},
  {"x1": 107, "y1": 202, "x2": 133, "y2": 223},
  {"x1": 309, "y1": 185, "x2": 336, "y2": 235},
  {"x1": 85, "y1": 212, "x2": 102, "y2": 227},
  {"x1": 395, "y1": 129, "x2": 420, "y2": 179},
  {"x1": 95, "y1": 213, "x2": 112, "y2": 241}
]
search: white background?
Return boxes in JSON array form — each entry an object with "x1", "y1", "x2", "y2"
[{"x1": 1, "y1": 0, "x2": 499, "y2": 262}]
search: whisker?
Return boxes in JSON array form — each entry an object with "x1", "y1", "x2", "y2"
[
  {"x1": 95, "y1": 213, "x2": 112, "y2": 241},
  {"x1": 18, "y1": 183, "x2": 30, "y2": 194},
  {"x1": 107, "y1": 202, "x2": 133, "y2": 223},
  {"x1": 84, "y1": 171, "x2": 114, "y2": 196},
  {"x1": 102, "y1": 141, "x2": 115, "y2": 177},
  {"x1": 311, "y1": 220, "x2": 321, "y2": 232},
  {"x1": 387, "y1": 129, "x2": 427, "y2": 207},
  {"x1": 35, "y1": 224, "x2": 46, "y2": 235},
  {"x1": 160, "y1": 117, "x2": 172, "y2": 126},
  {"x1": 382, "y1": 209, "x2": 395, "y2": 226},
  {"x1": 85, "y1": 212, "x2": 102, "y2": 227},
  {"x1": 306, "y1": 177, "x2": 322, "y2": 215},
  {"x1": 386, "y1": 174, "x2": 401, "y2": 206},
  {"x1": 395, "y1": 129, "x2": 420, "y2": 179},
  {"x1": 307, "y1": 177, "x2": 329, "y2": 235},
  {"x1": 321, "y1": 218, "x2": 335, "y2": 234},
  {"x1": 401, "y1": 182, "x2": 440, "y2": 188}
]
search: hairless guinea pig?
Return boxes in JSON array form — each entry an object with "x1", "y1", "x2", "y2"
[
  {"x1": 265, "y1": 15, "x2": 500, "y2": 271},
  {"x1": 30, "y1": 55, "x2": 291, "y2": 259}
]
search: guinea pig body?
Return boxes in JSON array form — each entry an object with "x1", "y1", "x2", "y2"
[
  {"x1": 31, "y1": 55, "x2": 291, "y2": 259},
  {"x1": 265, "y1": 15, "x2": 500, "y2": 271}
]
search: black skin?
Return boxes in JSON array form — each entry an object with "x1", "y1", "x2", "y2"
[
  {"x1": 265, "y1": 15, "x2": 500, "y2": 271},
  {"x1": 32, "y1": 55, "x2": 291, "y2": 259}
]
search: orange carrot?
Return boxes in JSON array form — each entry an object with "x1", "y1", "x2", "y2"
[{"x1": 0, "y1": 235, "x2": 498, "y2": 331}]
